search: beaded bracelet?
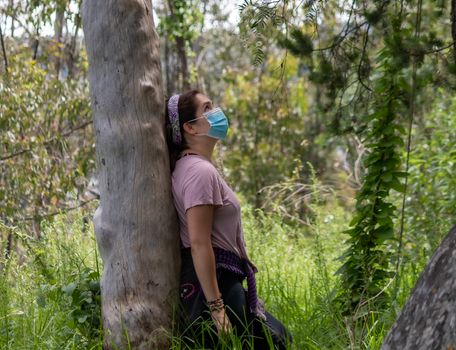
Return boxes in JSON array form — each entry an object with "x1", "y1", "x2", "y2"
[{"x1": 207, "y1": 296, "x2": 224, "y2": 312}]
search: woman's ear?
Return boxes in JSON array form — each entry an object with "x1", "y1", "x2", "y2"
[{"x1": 182, "y1": 122, "x2": 196, "y2": 135}]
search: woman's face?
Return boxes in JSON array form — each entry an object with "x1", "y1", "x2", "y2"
[
  {"x1": 195, "y1": 93, "x2": 214, "y2": 116},
  {"x1": 188, "y1": 93, "x2": 214, "y2": 133}
]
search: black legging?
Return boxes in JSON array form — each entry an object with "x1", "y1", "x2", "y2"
[{"x1": 178, "y1": 248, "x2": 291, "y2": 349}]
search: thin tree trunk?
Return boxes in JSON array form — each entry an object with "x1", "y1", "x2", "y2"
[
  {"x1": 9, "y1": 0, "x2": 15, "y2": 37},
  {"x1": 81, "y1": 1, "x2": 180, "y2": 349},
  {"x1": 0, "y1": 23, "x2": 8, "y2": 73},
  {"x1": 32, "y1": 28, "x2": 39, "y2": 60},
  {"x1": 68, "y1": 0, "x2": 82, "y2": 78},
  {"x1": 164, "y1": 33, "x2": 174, "y2": 96},
  {"x1": 53, "y1": 5, "x2": 65, "y2": 76},
  {"x1": 452, "y1": 0, "x2": 456, "y2": 61},
  {"x1": 175, "y1": 35, "x2": 190, "y2": 90},
  {"x1": 166, "y1": 0, "x2": 190, "y2": 90}
]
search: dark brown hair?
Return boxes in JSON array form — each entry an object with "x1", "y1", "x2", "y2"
[{"x1": 165, "y1": 89, "x2": 201, "y2": 171}]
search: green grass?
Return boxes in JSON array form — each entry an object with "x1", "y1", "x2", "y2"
[
  {"x1": 0, "y1": 197, "x2": 435, "y2": 349},
  {"x1": 0, "y1": 209, "x2": 103, "y2": 349}
]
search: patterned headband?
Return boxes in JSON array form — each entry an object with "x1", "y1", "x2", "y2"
[{"x1": 167, "y1": 94, "x2": 182, "y2": 145}]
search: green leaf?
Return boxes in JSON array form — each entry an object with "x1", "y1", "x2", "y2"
[
  {"x1": 62, "y1": 282, "x2": 77, "y2": 296},
  {"x1": 77, "y1": 315, "x2": 88, "y2": 323},
  {"x1": 390, "y1": 178, "x2": 406, "y2": 193},
  {"x1": 382, "y1": 172, "x2": 393, "y2": 182},
  {"x1": 393, "y1": 171, "x2": 408, "y2": 178},
  {"x1": 395, "y1": 124, "x2": 407, "y2": 134},
  {"x1": 372, "y1": 227, "x2": 394, "y2": 243},
  {"x1": 349, "y1": 214, "x2": 361, "y2": 227},
  {"x1": 89, "y1": 280, "x2": 100, "y2": 292}
]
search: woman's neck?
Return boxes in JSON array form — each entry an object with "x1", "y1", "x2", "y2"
[{"x1": 182, "y1": 144, "x2": 214, "y2": 161}]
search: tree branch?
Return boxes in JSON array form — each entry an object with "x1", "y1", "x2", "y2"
[
  {"x1": 1, "y1": 120, "x2": 93, "y2": 161},
  {"x1": 357, "y1": 24, "x2": 372, "y2": 92},
  {"x1": 422, "y1": 42, "x2": 454, "y2": 55},
  {"x1": 314, "y1": 21, "x2": 369, "y2": 52},
  {"x1": 6, "y1": 13, "x2": 33, "y2": 37},
  {"x1": 22, "y1": 198, "x2": 97, "y2": 221}
]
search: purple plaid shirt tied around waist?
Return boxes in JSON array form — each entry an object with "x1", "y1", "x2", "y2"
[{"x1": 213, "y1": 247, "x2": 266, "y2": 320}]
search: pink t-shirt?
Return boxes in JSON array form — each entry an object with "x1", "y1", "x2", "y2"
[{"x1": 171, "y1": 154, "x2": 248, "y2": 258}]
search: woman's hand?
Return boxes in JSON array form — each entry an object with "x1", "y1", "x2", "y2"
[{"x1": 210, "y1": 308, "x2": 232, "y2": 335}]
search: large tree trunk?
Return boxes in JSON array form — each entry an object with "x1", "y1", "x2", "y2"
[
  {"x1": 381, "y1": 225, "x2": 456, "y2": 350},
  {"x1": 81, "y1": 1, "x2": 180, "y2": 349}
]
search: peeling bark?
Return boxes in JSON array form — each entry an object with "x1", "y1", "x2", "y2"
[{"x1": 381, "y1": 225, "x2": 456, "y2": 350}]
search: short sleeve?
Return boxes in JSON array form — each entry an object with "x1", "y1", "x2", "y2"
[{"x1": 182, "y1": 162, "x2": 224, "y2": 211}]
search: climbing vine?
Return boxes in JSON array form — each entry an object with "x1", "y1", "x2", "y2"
[
  {"x1": 238, "y1": 0, "x2": 451, "y2": 312},
  {"x1": 336, "y1": 37, "x2": 409, "y2": 308}
]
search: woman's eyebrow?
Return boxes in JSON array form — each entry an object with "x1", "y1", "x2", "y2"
[{"x1": 203, "y1": 101, "x2": 212, "y2": 107}]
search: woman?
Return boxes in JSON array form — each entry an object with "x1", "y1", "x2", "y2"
[{"x1": 165, "y1": 90, "x2": 291, "y2": 349}]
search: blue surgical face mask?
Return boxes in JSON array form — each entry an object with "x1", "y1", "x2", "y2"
[{"x1": 188, "y1": 107, "x2": 229, "y2": 140}]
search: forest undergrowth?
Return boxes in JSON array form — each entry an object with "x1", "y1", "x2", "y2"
[
  {"x1": 0, "y1": 190, "x2": 445, "y2": 349},
  {"x1": 3, "y1": 95, "x2": 456, "y2": 347}
]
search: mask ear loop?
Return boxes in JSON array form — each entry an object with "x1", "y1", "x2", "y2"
[
  {"x1": 186, "y1": 116, "x2": 205, "y2": 123},
  {"x1": 183, "y1": 117, "x2": 207, "y2": 138}
]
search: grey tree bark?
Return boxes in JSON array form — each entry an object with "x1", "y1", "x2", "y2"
[
  {"x1": 81, "y1": 1, "x2": 180, "y2": 349},
  {"x1": 381, "y1": 225, "x2": 456, "y2": 350}
]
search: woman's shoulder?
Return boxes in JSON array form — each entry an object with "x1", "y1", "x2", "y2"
[
  {"x1": 174, "y1": 155, "x2": 219, "y2": 178},
  {"x1": 173, "y1": 156, "x2": 225, "y2": 200}
]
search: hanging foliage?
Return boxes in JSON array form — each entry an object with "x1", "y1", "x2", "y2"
[{"x1": 335, "y1": 37, "x2": 409, "y2": 308}]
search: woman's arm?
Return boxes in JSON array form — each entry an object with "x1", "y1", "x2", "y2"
[
  {"x1": 187, "y1": 204, "x2": 220, "y2": 300},
  {"x1": 186, "y1": 204, "x2": 231, "y2": 333}
]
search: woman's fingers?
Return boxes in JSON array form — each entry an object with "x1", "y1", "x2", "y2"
[
  {"x1": 222, "y1": 315, "x2": 232, "y2": 333},
  {"x1": 211, "y1": 309, "x2": 232, "y2": 335}
]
